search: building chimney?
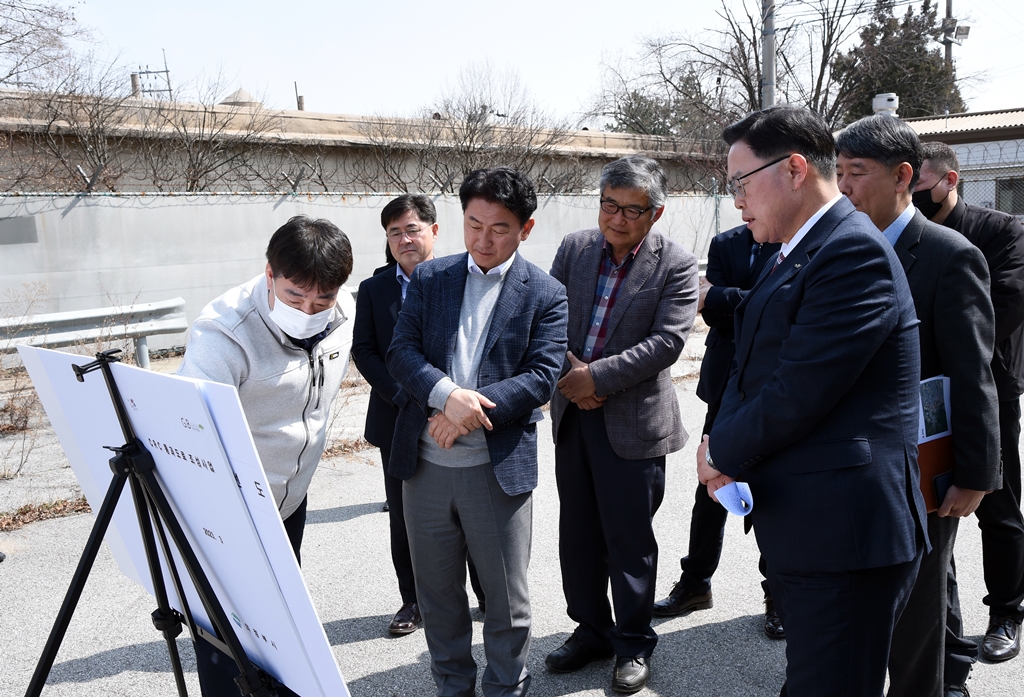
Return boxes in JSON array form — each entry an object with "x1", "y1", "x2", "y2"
[{"x1": 130, "y1": 73, "x2": 141, "y2": 97}]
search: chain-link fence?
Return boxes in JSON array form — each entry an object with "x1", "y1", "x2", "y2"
[{"x1": 955, "y1": 140, "x2": 1024, "y2": 219}]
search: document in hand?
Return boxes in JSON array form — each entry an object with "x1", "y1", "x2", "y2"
[
  {"x1": 918, "y1": 375, "x2": 954, "y2": 513},
  {"x1": 19, "y1": 346, "x2": 349, "y2": 697}
]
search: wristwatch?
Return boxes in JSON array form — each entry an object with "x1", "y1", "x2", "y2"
[{"x1": 705, "y1": 447, "x2": 718, "y2": 472}]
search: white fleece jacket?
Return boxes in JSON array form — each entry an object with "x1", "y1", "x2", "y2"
[{"x1": 177, "y1": 274, "x2": 354, "y2": 519}]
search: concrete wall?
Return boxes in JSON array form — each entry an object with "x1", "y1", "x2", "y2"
[{"x1": 0, "y1": 193, "x2": 742, "y2": 350}]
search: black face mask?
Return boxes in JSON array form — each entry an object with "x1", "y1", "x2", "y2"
[{"x1": 912, "y1": 180, "x2": 949, "y2": 220}]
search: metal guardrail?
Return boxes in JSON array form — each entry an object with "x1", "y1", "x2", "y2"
[{"x1": 0, "y1": 297, "x2": 188, "y2": 369}]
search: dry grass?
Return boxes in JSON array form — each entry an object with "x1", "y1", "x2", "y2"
[
  {"x1": 0, "y1": 496, "x2": 91, "y2": 532},
  {"x1": 322, "y1": 437, "x2": 372, "y2": 459}
]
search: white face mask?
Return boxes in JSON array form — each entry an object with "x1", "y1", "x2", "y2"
[{"x1": 268, "y1": 280, "x2": 334, "y2": 339}]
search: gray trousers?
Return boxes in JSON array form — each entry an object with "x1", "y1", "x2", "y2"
[{"x1": 403, "y1": 459, "x2": 533, "y2": 697}]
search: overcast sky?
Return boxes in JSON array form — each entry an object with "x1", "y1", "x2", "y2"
[{"x1": 74, "y1": 0, "x2": 1024, "y2": 125}]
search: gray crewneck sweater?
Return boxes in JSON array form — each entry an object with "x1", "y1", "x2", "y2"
[{"x1": 419, "y1": 270, "x2": 506, "y2": 466}]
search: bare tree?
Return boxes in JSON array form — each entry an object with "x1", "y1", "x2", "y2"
[
  {"x1": 139, "y1": 77, "x2": 282, "y2": 192},
  {"x1": 592, "y1": 0, "x2": 876, "y2": 138},
  {"x1": 0, "y1": 0, "x2": 84, "y2": 89},
  {"x1": 356, "y1": 64, "x2": 586, "y2": 194},
  {"x1": 30, "y1": 54, "x2": 140, "y2": 191}
]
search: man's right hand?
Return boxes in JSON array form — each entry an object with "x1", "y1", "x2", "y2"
[
  {"x1": 698, "y1": 276, "x2": 713, "y2": 312},
  {"x1": 443, "y1": 388, "x2": 496, "y2": 432},
  {"x1": 428, "y1": 411, "x2": 467, "y2": 449}
]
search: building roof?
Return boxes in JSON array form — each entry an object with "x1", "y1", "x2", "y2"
[{"x1": 905, "y1": 107, "x2": 1024, "y2": 144}]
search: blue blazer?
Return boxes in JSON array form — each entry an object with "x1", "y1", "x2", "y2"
[
  {"x1": 386, "y1": 252, "x2": 568, "y2": 496},
  {"x1": 710, "y1": 197, "x2": 928, "y2": 574}
]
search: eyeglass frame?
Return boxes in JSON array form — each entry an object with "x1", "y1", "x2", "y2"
[
  {"x1": 726, "y1": 153, "x2": 794, "y2": 198},
  {"x1": 385, "y1": 223, "x2": 434, "y2": 241},
  {"x1": 599, "y1": 198, "x2": 655, "y2": 221}
]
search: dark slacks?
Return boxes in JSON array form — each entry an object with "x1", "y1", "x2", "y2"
[
  {"x1": 888, "y1": 512, "x2": 959, "y2": 697},
  {"x1": 677, "y1": 404, "x2": 769, "y2": 596},
  {"x1": 945, "y1": 397, "x2": 1024, "y2": 683},
  {"x1": 382, "y1": 446, "x2": 486, "y2": 607},
  {"x1": 195, "y1": 496, "x2": 307, "y2": 697},
  {"x1": 382, "y1": 446, "x2": 418, "y2": 604},
  {"x1": 555, "y1": 403, "x2": 666, "y2": 658},
  {"x1": 767, "y1": 547, "x2": 921, "y2": 697}
]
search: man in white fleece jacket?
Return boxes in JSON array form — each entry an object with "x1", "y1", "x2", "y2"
[{"x1": 177, "y1": 214, "x2": 355, "y2": 696}]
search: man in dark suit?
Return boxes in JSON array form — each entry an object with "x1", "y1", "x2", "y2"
[
  {"x1": 386, "y1": 168, "x2": 567, "y2": 697},
  {"x1": 916, "y1": 142, "x2": 1024, "y2": 683},
  {"x1": 697, "y1": 105, "x2": 928, "y2": 696},
  {"x1": 653, "y1": 224, "x2": 785, "y2": 638},
  {"x1": 835, "y1": 115, "x2": 1001, "y2": 697},
  {"x1": 544, "y1": 154, "x2": 699, "y2": 694}
]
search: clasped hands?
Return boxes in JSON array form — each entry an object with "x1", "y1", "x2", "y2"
[
  {"x1": 428, "y1": 388, "x2": 495, "y2": 449},
  {"x1": 557, "y1": 351, "x2": 606, "y2": 410},
  {"x1": 696, "y1": 435, "x2": 735, "y2": 502}
]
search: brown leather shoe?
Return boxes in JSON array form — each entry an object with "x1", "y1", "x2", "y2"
[
  {"x1": 651, "y1": 583, "x2": 713, "y2": 617},
  {"x1": 764, "y1": 594, "x2": 785, "y2": 639},
  {"x1": 388, "y1": 602, "x2": 421, "y2": 636}
]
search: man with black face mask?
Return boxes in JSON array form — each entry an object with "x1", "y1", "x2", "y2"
[{"x1": 916, "y1": 141, "x2": 1024, "y2": 691}]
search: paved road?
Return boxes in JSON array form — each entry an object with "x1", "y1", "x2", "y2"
[{"x1": 2, "y1": 375, "x2": 1023, "y2": 696}]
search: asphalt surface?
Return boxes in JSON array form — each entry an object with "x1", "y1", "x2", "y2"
[{"x1": 2, "y1": 348, "x2": 1024, "y2": 696}]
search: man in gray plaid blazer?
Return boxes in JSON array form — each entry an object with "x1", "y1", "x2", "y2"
[{"x1": 545, "y1": 155, "x2": 699, "y2": 694}]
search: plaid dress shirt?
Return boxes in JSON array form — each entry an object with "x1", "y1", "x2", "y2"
[{"x1": 581, "y1": 238, "x2": 644, "y2": 362}]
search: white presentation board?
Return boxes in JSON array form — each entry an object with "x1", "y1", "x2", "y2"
[{"x1": 19, "y1": 346, "x2": 349, "y2": 697}]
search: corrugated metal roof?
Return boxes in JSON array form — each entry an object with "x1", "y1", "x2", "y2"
[{"x1": 906, "y1": 108, "x2": 1024, "y2": 136}]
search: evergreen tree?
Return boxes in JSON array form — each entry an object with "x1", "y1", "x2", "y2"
[{"x1": 832, "y1": 0, "x2": 965, "y2": 124}]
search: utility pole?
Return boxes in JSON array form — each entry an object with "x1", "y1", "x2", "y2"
[
  {"x1": 761, "y1": 0, "x2": 776, "y2": 109},
  {"x1": 944, "y1": 0, "x2": 954, "y2": 65}
]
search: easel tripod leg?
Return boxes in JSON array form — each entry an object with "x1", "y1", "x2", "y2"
[{"x1": 24, "y1": 470, "x2": 128, "y2": 697}]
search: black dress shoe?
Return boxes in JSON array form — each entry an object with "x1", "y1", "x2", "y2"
[
  {"x1": 545, "y1": 634, "x2": 614, "y2": 673},
  {"x1": 651, "y1": 583, "x2": 713, "y2": 617},
  {"x1": 982, "y1": 616, "x2": 1021, "y2": 662},
  {"x1": 945, "y1": 683, "x2": 970, "y2": 697},
  {"x1": 764, "y1": 594, "x2": 785, "y2": 639},
  {"x1": 612, "y1": 656, "x2": 649, "y2": 694},
  {"x1": 388, "y1": 602, "x2": 421, "y2": 636}
]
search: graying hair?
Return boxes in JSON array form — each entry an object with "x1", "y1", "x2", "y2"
[{"x1": 599, "y1": 154, "x2": 668, "y2": 210}]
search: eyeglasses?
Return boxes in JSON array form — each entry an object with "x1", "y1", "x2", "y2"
[
  {"x1": 386, "y1": 224, "x2": 432, "y2": 241},
  {"x1": 726, "y1": 154, "x2": 794, "y2": 198},
  {"x1": 600, "y1": 199, "x2": 653, "y2": 221}
]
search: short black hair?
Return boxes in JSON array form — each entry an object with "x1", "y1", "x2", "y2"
[
  {"x1": 921, "y1": 141, "x2": 960, "y2": 174},
  {"x1": 458, "y1": 168, "x2": 538, "y2": 225},
  {"x1": 723, "y1": 105, "x2": 837, "y2": 178},
  {"x1": 266, "y1": 215, "x2": 352, "y2": 290},
  {"x1": 836, "y1": 115, "x2": 923, "y2": 189},
  {"x1": 381, "y1": 193, "x2": 437, "y2": 230}
]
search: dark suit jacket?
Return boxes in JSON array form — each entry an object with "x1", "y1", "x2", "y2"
[
  {"x1": 710, "y1": 197, "x2": 927, "y2": 574},
  {"x1": 942, "y1": 198, "x2": 1024, "y2": 400},
  {"x1": 386, "y1": 252, "x2": 568, "y2": 496},
  {"x1": 696, "y1": 225, "x2": 781, "y2": 411},
  {"x1": 549, "y1": 228, "x2": 699, "y2": 460},
  {"x1": 894, "y1": 210, "x2": 1001, "y2": 491},
  {"x1": 351, "y1": 264, "x2": 403, "y2": 448}
]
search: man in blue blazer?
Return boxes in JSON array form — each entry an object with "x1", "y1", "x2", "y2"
[
  {"x1": 353, "y1": 194, "x2": 487, "y2": 637},
  {"x1": 386, "y1": 168, "x2": 568, "y2": 697},
  {"x1": 697, "y1": 106, "x2": 928, "y2": 696}
]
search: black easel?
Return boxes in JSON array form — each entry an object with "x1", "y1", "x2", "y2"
[{"x1": 25, "y1": 349, "x2": 279, "y2": 697}]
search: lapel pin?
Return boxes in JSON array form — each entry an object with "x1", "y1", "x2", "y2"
[{"x1": 793, "y1": 263, "x2": 802, "y2": 268}]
